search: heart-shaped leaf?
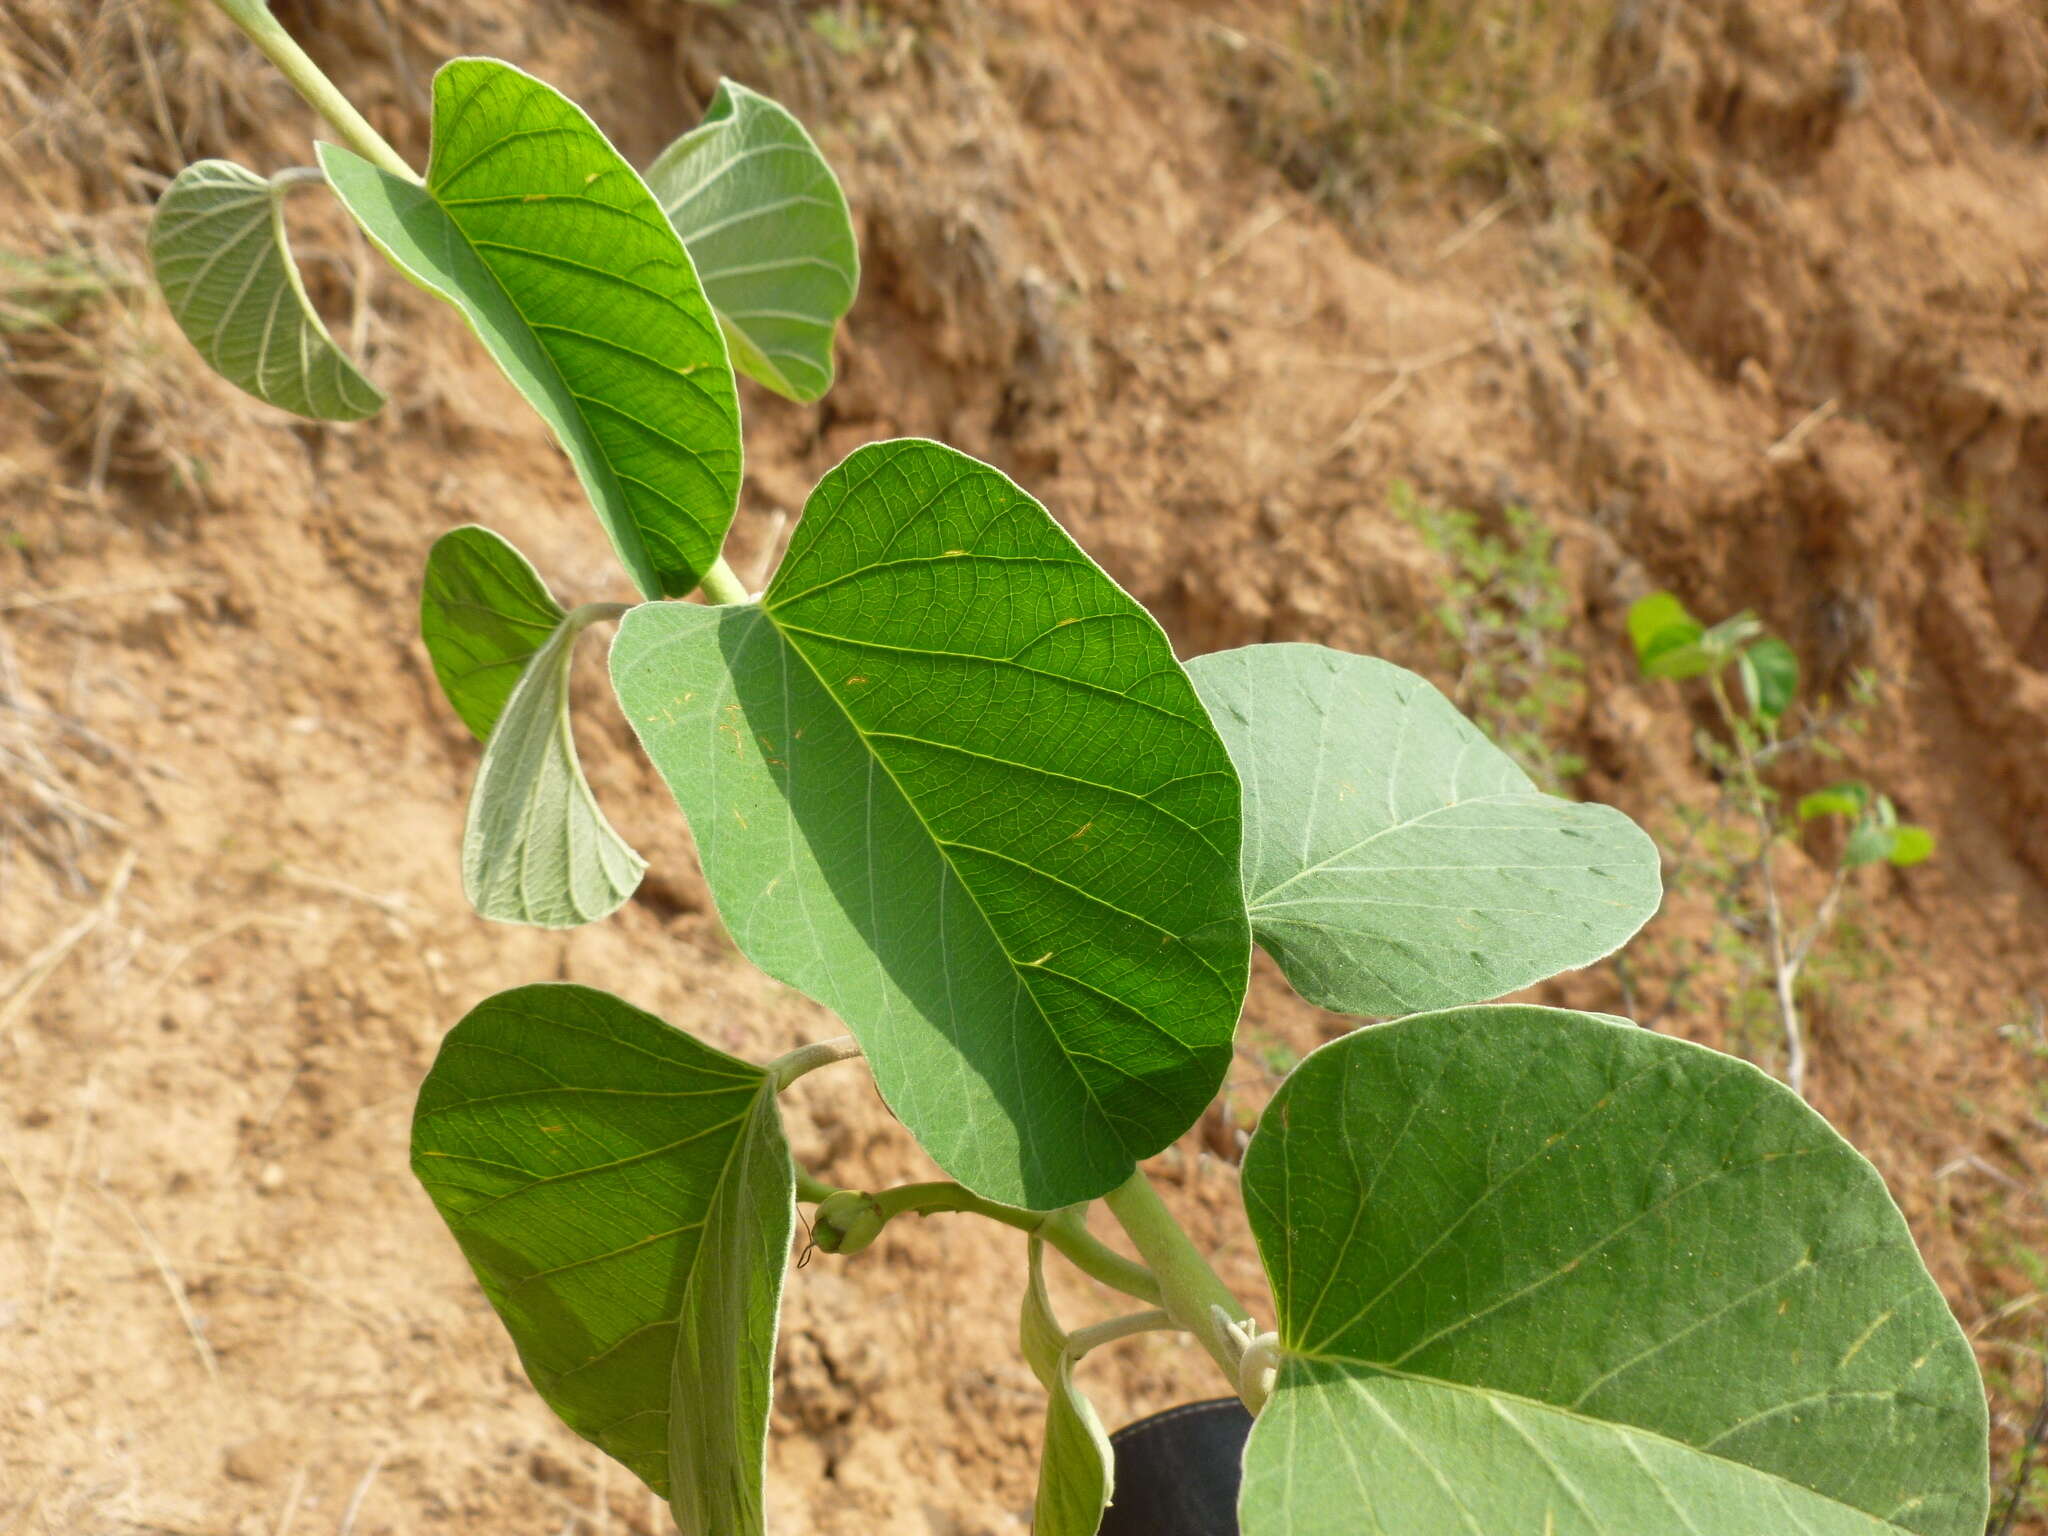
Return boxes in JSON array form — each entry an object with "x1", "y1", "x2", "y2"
[
  {"x1": 412, "y1": 984, "x2": 793, "y2": 1535},
  {"x1": 611, "y1": 439, "x2": 1249, "y2": 1209},
  {"x1": 421, "y1": 526, "x2": 570, "y2": 740},
  {"x1": 1627, "y1": 591, "x2": 1717, "y2": 680},
  {"x1": 1186, "y1": 645, "x2": 1660, "y2": 1015},
  {"x1": 1020, "y1": 1237, "x2": 1116, "y2": 1536},
  {"x1": 1238, "y1": 1006, "x2": 1989, "y2": 1536},
  {"x1": 320, "y1": 59, "x2": 741, "y2": 600},
  {"x1": 646, "y1": 80, "x2": 858, "y2": 404},
  {"x1": 149, "y1": 160, "x2": 383, "y2": 421},
  {"x1": 462, "y1": 601, "x2": 643, "y2": 927}
]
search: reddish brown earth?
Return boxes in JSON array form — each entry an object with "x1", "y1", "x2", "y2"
[{"x1": 2, "y1": 0, "x2": 2043, "y2": 1530}]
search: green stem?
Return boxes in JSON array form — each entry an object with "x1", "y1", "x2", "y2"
[
  {"x1": 1103, "y1": 1168, "x2": 1253, "y2": 1394},
  {"x1": 794, "y1": 1168, "x2": 840, "y2": 1205},
  {"x1": 211, "y1": 0, "x2": 418, "y2": 183},
  {"x1": 214, "y1": 1, "x2": 761, "y2": 615},
  {"x1": 1066, "y1": 1308, "x2": 1178, "y2": 1359},
  {"x1": 562, "y1": 601, "x2": 631, "y2": 636},
  {"x1": 1706, "y1": 670, "x2": 1807, "y2": 1097},
  {"x1": 812, "y1": 1180, "x2": 1161, "y2": 1306},
  {"x1": 696, "y1": 556, "x2": 751, "y2": 606}
]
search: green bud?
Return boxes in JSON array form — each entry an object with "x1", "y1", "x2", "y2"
[{"x1": 811, "y1": 1191, "x2": 885, "y2": 1256}]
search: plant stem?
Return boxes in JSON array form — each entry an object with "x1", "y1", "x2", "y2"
[
  {"x1": 766, "y1": 1035, "x2": 860, "y2": 1090},
  {"x1": 1102, "y1": 1168, "x2": 1253, "y2": 1394},
  {"x1": 1066, "y1": 1308, "x2": 1178, "y2": 1360},
  {"x1": 213, "y1": 1, "x2": 762, "y2": 615},
  {"x1": 696, "y1": 557, "x2": 751, "y2": 606},
  {"x1": 210, "y1": 0, "x2": 418, "y2": 182},
  {"x1": 812, "y1": 1179, "x2": 1162, "y2": 1305},
  {"x1": 1707, "y1": 671, "x2": 1807, "y2": 1099},
  {"x1": 562, "y1": 601, "x2": 632, "y2": 636},
  {"x1": 794, "y1": 1168, "x2": 839, "y2": 1205}
]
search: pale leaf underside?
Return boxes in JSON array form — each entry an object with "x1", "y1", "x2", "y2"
[
  {"x1": 1189, "y1": 644, "x2": 1661, "y2": 1015},
  {"x1": 647, "y1": 79, "x2": 858, "y2": 404},
  {"x1": 462, "y1": 611, "x2": 643, "y2": 927},
  {"x1": 149, "y1": 159, "x2": 382, "y2": 421},
  {"x1": 1020, "y1": 1237, "x2": 1115, "y2": 1536}
]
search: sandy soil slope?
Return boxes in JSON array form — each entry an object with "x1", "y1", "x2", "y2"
[{"x1": 2, "y1": 0, "x2": 2043, "y2": 1529}]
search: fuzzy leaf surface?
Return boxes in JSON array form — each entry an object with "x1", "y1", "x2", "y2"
[
  {"x1": 646, "y1": 80, "x2": 858, "y2": 403},
  {"x1": 320, "y1": 59, "x2": 740, "y2": 599},
  {"x1": 412, "y1": 984, "x2": 792, "y2": 1534},
  {"x1": 420, "y1": 526, "x2": 569, "y2": 740},
  {"x1": 149, "y1": 160, "x2": 383, "y2": 420},
  {"x1": 1187, "y1": 645, "x2": 1660, "y2": 1014},
  {"x1": 1020, "y1": 1237, "x2": 1115, "y2": 1536},
  {"x1": 462, "y1": 609, "x2": 643, "y2": 926},
  {"x1": 1238, "y1": 1005, "x2": 1989, "y2": 1536},
  {"x1": 611, "y1": 439, "x2": 1249, "y2": 1208}
]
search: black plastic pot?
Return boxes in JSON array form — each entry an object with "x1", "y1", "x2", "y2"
[{"x1": 1098, "y1": 1397, "x2": 1253, "y2": 1536}]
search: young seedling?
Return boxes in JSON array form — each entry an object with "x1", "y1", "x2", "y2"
[
  {"x1": 1627, "y1": 591, "x2": 1934, "y2": 1098},
  {"x1": 153, "y1": 6, "x2": 1991, "y2": 1531}
]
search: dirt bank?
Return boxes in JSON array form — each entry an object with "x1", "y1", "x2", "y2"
[{"x1": 2, "y1": 0, "x2": 2042, "y2": 1529}]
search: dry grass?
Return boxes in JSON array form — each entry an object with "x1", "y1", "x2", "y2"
[
  {"x1": 1207, "y1": 0, "x2": 1624, "y2": 225},
  {"x1": 0, "y1": 0, "x2": 273, "y2": 506}
]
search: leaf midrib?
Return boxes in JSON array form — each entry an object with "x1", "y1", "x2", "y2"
[
  {"x1": 752, "y1": 600, "x2": 1179, "y2": 1165},
  {"x1": 1283, "y1": 1355, "x2": 1929, "y2": 1534},
  {"x1": 1249, "y1": 790, "x2": 1562, "y2": 909}
]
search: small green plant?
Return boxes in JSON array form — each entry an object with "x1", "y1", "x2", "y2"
[
  {"x1": 1627, "y1": 591, "x2": 1934, "y2": 1098},
  {"x1": 149, "y1": 7, "x2": 1991, "y2": 1531},
  {"x1": 1393, "y1": 483, "x2": 1587, "y2": 789}
]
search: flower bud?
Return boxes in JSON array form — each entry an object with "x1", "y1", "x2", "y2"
[{"x1": 811, "y1": 1191, "x2": 885, "y2": 1255}]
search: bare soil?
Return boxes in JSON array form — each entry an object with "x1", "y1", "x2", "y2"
[{"x1": 2, "y1": 0, "x2": 2043, "y2": 1531}]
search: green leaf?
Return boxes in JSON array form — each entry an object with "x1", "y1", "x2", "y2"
[
  {"x1": 1020, "y1": 1237, "x2": 1115, "y2": 1536},
  {"x1": 463, "y1": 606, "x2": 643, "y2": 926},
  {"x1": 1625, "y1": 591, "x2": 1715, "y2": 680},
  {"x1": 1843, "y1": 820, "x2": 1896, "y2": 868},
  {"x1": 646, "y1": 80, "x2": 858, "y2": 404},
  {"x1": 1800, "y1": 781, "x2": 1871, "y2": 823},
  {"x1": 1886, "y1": 824, "x2": 1935, "y2": 866},
  {"x1": 148, "y1": 160, "x2": 383, "y2": 421},
  {"x1": 319, "y1": 59, "x2": 742, "y2": 600},
  {"x1": 1185, "y1": 645, "x2": 1660, "y2": 1015},
  {"x1": 1740, "y1": 636, "x2": 1799, "y2": 723},
  {"x1": 421, "y1": 526, "x2": 569, "y2": 740},
  {"x1": 1238, "y1": 1006, "x2": 1988, "y2": 1536},
  {"x1": 412, "y1": 984, "x2": 793, "y2": 1533},
  {"x1": 611, "y1": 439, "x2": 1249, "y2": 1209}
]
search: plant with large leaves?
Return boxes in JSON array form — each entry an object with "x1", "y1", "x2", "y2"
[{"x1": 156, "y1": 6, "x2": 1989, "y2": 1534}]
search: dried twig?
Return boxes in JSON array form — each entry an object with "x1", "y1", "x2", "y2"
[
  {"x1": 1991, "y1": 1355, "x2": 2048, "y2": 1536},
  {"x1": 0, "y1": 842, "x2": 136, "y2": 1038},
  {"x1": 337, "y1": 1452, "x2": 386, "y2": 1536},
  {"x1": 0, "y1": 572, "x2": 224, "y2": 612},
  {"x1": 130, "y1": 910, "x2": 298, "y2": 1028},
  {"x1": 99, "y1": 1180, "x2": 218, "y2": 1380},
  {"x1": 37, "y1": 1071, "x2": 96, "y2": 1319},
  {"x1": 1764, "y1": 397, "x2": 1838, "y2": 462},
  {"x1": 273, "y1": 861, "x2": 414, "y2": 923},
  {"x1": 271, "y1": 1463, "x2": 308, "y2": 1536}
]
